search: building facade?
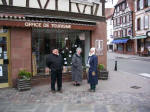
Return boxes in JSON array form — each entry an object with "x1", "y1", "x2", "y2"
[
  {"x1": 112, "y1": 0, "x2": 135, "y2": 54},
  {"x1": 134, "y1": 0, "x2": 150, "y2": 56},
  {"x1": 0, "y1": 0, "x2": 107, "y2": 88},
  {"x1": 105, "y1": 8, "x2": 114, "y2": 51}
]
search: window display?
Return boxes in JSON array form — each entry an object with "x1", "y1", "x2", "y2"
[{"x1": 32, "y1": 29, "x2": 90, "y2": 75}]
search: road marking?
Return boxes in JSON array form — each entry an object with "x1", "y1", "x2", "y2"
[{"x1": 139, "y1": 73, "x2": 150, "y2": 78}]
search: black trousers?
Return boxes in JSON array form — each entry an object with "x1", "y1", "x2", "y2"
[
  {"x1": 51, "y1": 70, "x2": 62, "y2": 91},
  {"x1": 90, "y1": 84, "x2": 96, "y2": 90}
]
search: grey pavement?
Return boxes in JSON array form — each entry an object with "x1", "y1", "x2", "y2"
[
  {"x1": 107, "y1": 52, "x2": 150, "y2": 78},
  {"x1": 0, "y1": 69, "x2": 150, "y2": 112}
]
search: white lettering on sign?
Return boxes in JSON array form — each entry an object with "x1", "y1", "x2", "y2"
[
  {"x1": 25, "y1": 22, "x2": 42, "y2": 27},
  {"x1": 51, "y1": 24, "x2": 71, "y2": 29},
  {"x1": 43, "y1": 23, "x2": 49, "y2": 28}
]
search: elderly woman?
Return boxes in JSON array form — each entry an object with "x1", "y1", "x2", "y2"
[
  {"x1": 72, "y1": 47, "x2": 82, "y2": 86},
  {"x1": 87, "y1": 48, "x2": 98, "y2": 92}
]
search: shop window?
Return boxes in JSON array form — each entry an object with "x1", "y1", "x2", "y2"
[
  {"x1": 137, "y1": 18, "x2": 141, "y2": 30},
  {"x1": 32, "y1": 29, "x2": 90, "y2": 75},
  {"x1": 117, "y1": 44, "x2": 123, "y2": 51},
  {"x1": 126, "y1": 43, "x2": 133, "y2": 52},
  {"x1": 144, "y1": 15, "x2": 149, "y2": 29}
]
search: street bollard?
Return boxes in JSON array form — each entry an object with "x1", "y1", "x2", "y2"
[{"x1": 114, "y1": 60, "x2": 117, "y2": 71}]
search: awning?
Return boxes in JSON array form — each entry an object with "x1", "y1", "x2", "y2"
[
  {"x1": 111, "y1": 39, "x2": 129, "y2": 44},
  {"x1": 132, "y1": 35, "x2": 147, "y2": 39}
]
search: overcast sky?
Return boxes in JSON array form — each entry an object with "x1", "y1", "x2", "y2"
[{"x1": 105, "y1": 0, "x2": 118, "y2": 8}]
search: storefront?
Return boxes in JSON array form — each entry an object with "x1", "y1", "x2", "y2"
[
  {"x1": 133, "y1": 35, "x2": 150, "y2": 56},
  {"x1": 0, "y1": 3, "x2": 106, "y2": 88},
  {"x1": 112, "y1": 38, "x2": 135, "y2": 54},
  {"x1": 32, "y1": 28, "x2": 91, "y2": 75}
]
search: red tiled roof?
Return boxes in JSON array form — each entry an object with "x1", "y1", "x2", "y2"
[
  {"x1": 115, "y1": 0, "x2": 134, "y2": 11},
  {"x1": 105, "y1": 8, "x2": 114, "y2": 19},
  {"x1": 116, "y1": 0, "x2": 124, "y2": 6},
  {"x1": 126, "y1": 0, "x2": 134, "y2": 11}
]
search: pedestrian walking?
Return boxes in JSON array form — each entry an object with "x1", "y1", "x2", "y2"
[
  {"x1": 87, "y1": 48, "x2": 98, "y2": 92},
  {"x1": 72, "y1": 47, "x2": 83, "y2": 86},
  {"x1": 45, "y1": 47, "x2": 63, "y2": 93}
]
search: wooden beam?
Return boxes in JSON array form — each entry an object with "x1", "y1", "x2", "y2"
[
  {"x1": 55, "y1": 0, "x2": 58, "y2": 10},
  {"x1": 26, "y1": 0, "x2": 29, "y2": 7},
  {"x1": 9, "y1": 0, "x2": 13, "y2": 6},
  {"x1": 83, "y1": 5, "x2": 87, "y2": 14},
  {"x1": 44, "y1": 0, "x2": 50, "y2": 9},
  {"x1": 2, "y1": 0, "x2": 7, "y2": 5},
  {"x1": 37, "y1": 0, "x2": 42, "y2": 9},
  {"x1": 102, "y1": 2, "x2": 105, "y2": 16},
  {"x1": 69, "y1": 0, "x2": 71, "y2": 12},
  {"x1": 94, "y1": 4, "x2": 99, "y2": 16},
  {"x1": 76, "y1": 3, "x2": 81, "y2": 13},
  {"x1": 91, "y1": 6, "x2": 93, "y2": 15}
]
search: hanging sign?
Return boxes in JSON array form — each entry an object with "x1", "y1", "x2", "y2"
[{"x1": 71, "y1": 0, "x2": 100, "y2": 5}]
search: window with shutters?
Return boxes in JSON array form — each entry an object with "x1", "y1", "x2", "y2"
[
  {"x1": 137, "y1": 18, "x2": 141, "y2": 30},
  {"x1": 122, "y1": 3, "x2": 125, "y2": 11},
  {"x1": 144, "y1": 15, "x2": 149, "y2": 29},
  {"x1": 127, "y1": 15, "x2": 130, "y2": 23},
  {"x1": 137, "y1": 0, "x2": 140, "y2": 11},
  {"x1": 140, "y1": 0, "x2": 144, "y2": 9},
  {"x1": 148, "y1": 0, "x2": 150, "y2": 6},
  {"x1": 144, "y1": 0, "x2": 148, "y2": 8}
]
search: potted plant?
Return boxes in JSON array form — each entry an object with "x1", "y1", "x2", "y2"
[
  {"x1": 17, "y1": 69, "x2": 32, "y2": 91},
  {"x1": 98, "y1": 64, "x2": 109, "y2": 80}
]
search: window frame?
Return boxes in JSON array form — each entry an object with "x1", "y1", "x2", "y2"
[
  {"x1": 144, "y1": 15, "x2": 149, "y2": 29},
  {"x1": 137, "y1": 18, "x2": 141, "y2": 31}
]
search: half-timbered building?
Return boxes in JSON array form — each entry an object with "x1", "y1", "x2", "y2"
[
  {"x1": 0, "y1": 0, "x2": 107, "y2": 87},
  {"x1": 112, "y1": 0, "x2": 135, "y2": 54}
]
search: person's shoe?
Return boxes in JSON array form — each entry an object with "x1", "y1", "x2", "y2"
[
  {"x1": 73, "y1": 83, "x2": 76, "y2": 86},
  {"x1": 57, "y1": 89, "x2": 63, "y2": 93},
  {"x1": 76, "y1": 83, "x2": 80, "y2": 86},
  {"x1": 88, "y1": 89, "x2": 92, "y2": 92},
  {"x1": 51, "y1": 90, "x2": 56, "y2": 94}
]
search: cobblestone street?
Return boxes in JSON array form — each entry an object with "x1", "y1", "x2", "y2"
[{"x1": 0, "y1": 70, "x2": 150, "y2": 112}]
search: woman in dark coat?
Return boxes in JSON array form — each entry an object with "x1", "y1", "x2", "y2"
[
  {"x1": 87, "y1": 48, "x2": 98, "y2": 92},
  {"x1": 72, "y1": 48, "x2": 82, "y2": 86}
]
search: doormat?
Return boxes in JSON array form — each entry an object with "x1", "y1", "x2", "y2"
[{"x1": 130, "y1": 86, "x2": 141, "y2": 89}]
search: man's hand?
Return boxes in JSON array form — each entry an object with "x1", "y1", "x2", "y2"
[{"x1": 45, "y1": 67, "x2": 50, "y2": 74}]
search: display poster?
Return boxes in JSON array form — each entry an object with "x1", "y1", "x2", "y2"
[
  {"x1": 0, "y1": 66, "x2": 3, "y2": 76},
  {"x1": 0, "y1": 59, "x2": 3, "y2": 64},
  {"x1": 32, "y1": 53, "x2": 37, "y2": 76},
  {"x1": 0, "y1": 47, "x2": 2, "y2": 53}
]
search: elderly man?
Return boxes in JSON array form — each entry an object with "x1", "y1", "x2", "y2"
[
  {"x1": 72, "y1": 47, "x2": 83, "y2": 86},
  {"x1": 45, "y1": 47, "x2": 63, "y2": 93}
]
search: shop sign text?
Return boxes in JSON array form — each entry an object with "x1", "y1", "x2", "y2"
[{"x1": 24, "y1": 22, "x2": 71, "y2": 29}]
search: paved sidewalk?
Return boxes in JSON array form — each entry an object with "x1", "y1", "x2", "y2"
[{"x1": 0, "y1": 70, "x2": 150, "y2": 112}]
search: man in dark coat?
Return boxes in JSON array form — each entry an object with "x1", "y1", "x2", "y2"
[
  {"x1": 72, "y1": 47, "x2": 83, "y2": 86},
  {"x1": 87, "y1": 48, "x2": 98, "y2": 92},
  {"x1": 45, "y1": 48, "x2": 63, "y2": 93}
]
